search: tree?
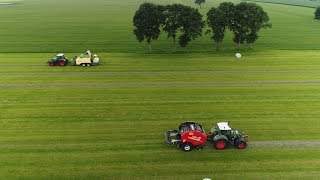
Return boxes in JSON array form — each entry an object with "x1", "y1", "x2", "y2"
[
  {"x1": 133, "y1": 3, "x2": 165, "y2": 52},
  {"x1": 206, "y1": 7, "x2": 229, "y2": 50},
  {"x1": 315, "y1": 6, "x2": 320, "y2": 19},
  {"x1": 179, "y1": 6, "x2": 205, "y2": 48},
  {"x1": 218, "y1": 2, "x2": 235, "y2": 25},
  {"x1": 229, "y1": 2, "x2": 271, "y2": 49},
  {"x1": 163, "y1": 4, "x2": 204, "y2": 51},
  {"x1": 194, "y1": 0, "x2": 205, "y2": 9},
  {"x1": 163, "y1": 4, "x2": 184, "y2": 52}
]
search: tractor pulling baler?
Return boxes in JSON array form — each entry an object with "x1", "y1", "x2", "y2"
[
  {"x1": 165, "y1": 122, "x2": 248, "y2": 151},
  {"x1": 48, "y1": 50, "x2": 100, "y2": 67}
]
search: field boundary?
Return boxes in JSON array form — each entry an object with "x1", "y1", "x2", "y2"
[{"x1": 245, "y1": 0, "x2": 319, "y2": 8}]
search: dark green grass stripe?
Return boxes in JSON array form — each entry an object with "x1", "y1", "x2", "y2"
[
  {"x1": 0, "y1": 140, "x2": 319, "y2": 149},
  {"x1": 2, "y1": 70, "x2": 320, "y2": 76},
  {"x1": 3, "y1": 81, "x2": 320, "y2": 87}
]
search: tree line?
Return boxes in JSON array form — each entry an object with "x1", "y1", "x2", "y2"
[{"x1": 133, "y1": 2, "x2": 272, "y2": 52}]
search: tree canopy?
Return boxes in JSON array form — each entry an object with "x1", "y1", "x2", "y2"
[
  {"x1": 206, "y1": 6, "x2": 229, "y2": 50},
  {"x1": 163, "y1": 4, "x2": 204, "y2": 51},
  {"x1": 315, "y1": 6, "x2": 320, "y2": 19},
  {"x1": 133, "y1": 3, "x2": 165, "y2": 52},
  {"x1": 133, "y1": 2, "x2": 271, "y2": 52},
  {"x1": 229, "y1": 2, "x2": 271, "y2": 48}
]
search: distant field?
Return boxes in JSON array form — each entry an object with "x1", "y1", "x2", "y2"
[
  {"x1": 0, "y1": 0, "x2": 320, "y2": 53},
  {"x1": 249, "y1": 0, "x2": 320, "y2": 8}
]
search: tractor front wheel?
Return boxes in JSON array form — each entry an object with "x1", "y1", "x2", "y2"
[
  {"x1": 235, "y1": 138, "x2": 247, "y2": 149},
  {"x1": 180, "y1": 142, "x2": 193, "y2": 152},
  {"x1": 59, "y1": 60, "x2": 66, "y2": 66},
  {"x1": 49, "y1": 62, "x2": 55, "y2": 66},
  {"x1": 214, "y1": 139, "x2": 228, "y2": 150}
]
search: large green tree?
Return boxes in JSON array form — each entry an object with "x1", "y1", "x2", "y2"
[
  {"x1": 163, "y1": 4, "x2": 184, "y2": 52},
  {"x1": 163, "y1": 4, "x2": 204, "y2": 51},
  {"x1": 229, "y1": 2, "x2": 271, "y2": 49},
  {"x1": 315, "y1": 6, "x2": 320, "y2": 19},
  {"x1": 133, "y1": 3, "x2": 165, "y2": 52},
  {"x1": 206, "y1": 7, "x2": 228, "y2": 50},
  {"x1": 206, "y1": 2, "x2": 237, "y2": 50}
]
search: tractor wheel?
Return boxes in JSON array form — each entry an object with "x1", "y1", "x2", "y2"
[
  {"x1": 235, "y1": 138, "x2": 247, "y2": 149},
  {"x1": 49, "y1": 62, "x2": 55, "y2": 66},
  {"x1": 180, "y1": 142, "x2": 193, "y2": 152},
  {"x1": 214, "y1": 139, "x2": 228, "y2": 150},
  {"x1": 59, "y1": 60, "x2": 66, "y2": 66}
]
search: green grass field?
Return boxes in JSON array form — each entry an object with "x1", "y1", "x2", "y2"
[
  {"x1": 0, "y1": 0, "x2": 320, "y2": 179},
  {"x1": 0, "y1": 0, "x2": 320, "y2": 53}
]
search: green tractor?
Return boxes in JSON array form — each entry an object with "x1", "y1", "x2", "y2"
[
  {"x1": 48, "y1": 53, "x2": 68, "y2": 67},
  {"x1": 207, "y1": 122, "x2": 248, "y2": 150}
]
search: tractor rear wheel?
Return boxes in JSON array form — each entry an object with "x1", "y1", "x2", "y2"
[
  {"x1": 235, "y1": 138, "x2": 247, "y2": 149},
  {"x1": 59, "y1": 60, "x2": 66, "y2": 66},
  {"x1": 180, "y1": 142, "x2": 193, "y2": 152},
  {"x1": 214, "y1": 139, "x2": 228, "y2": 150}
]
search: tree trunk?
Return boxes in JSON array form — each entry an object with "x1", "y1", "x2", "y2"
[
  {"x1": 172, "y1": 37, "x2": 176, "y2": 52},
  {"x1": 215, "y1": 42, "x2": 221, "y2": 51},
  {"x1": 237, "y1": 37, "x2": 241, "y2": 49},
  {"x1": 148, "y1": 42, "x2": 152, "y2": 52},
  {"x1": 248, "y1": 43, "x2": 253, "y2": 49}
]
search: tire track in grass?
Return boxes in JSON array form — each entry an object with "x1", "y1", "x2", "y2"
[
  {"x1": 2, "y1": 70, "x2": 320, "y2": 76},
  {"x1": 0, "y1": 64, "x2": 46, "y2": 67},
  {"x1": 2, "y1": 81, "x2": 320, "y2": 88},
  {"x1": 0, "y1": 140, "x2": 319, "y2": 149},
  {"x1": 249, "y1": 140, "x2": 320, "y2": 148}
]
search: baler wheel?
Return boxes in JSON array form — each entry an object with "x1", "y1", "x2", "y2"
[
  {"x1": 86, "y1": 63, "x2": 91, "y2": 66},
  {"x1": 82, "y1": 63, "x2": 86, "y2": 67},
  {"x1": 214, "y1": 139, "x2": 227, "y2": 150},
  {"x1": 59, "y1": 60, "x2": 66, "y2": 66},
  {"x1": 181, "y1": 142, "x2": 193, "y2": 152}
]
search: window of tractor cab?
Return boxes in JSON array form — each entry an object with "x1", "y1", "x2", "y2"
[{"x1": 180, "y1": 123, "x2": 204, "y2": 133}]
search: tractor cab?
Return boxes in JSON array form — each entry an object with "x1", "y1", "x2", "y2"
[{"x1": 210, "y1": 122, "x2": 232, "y2": 137}]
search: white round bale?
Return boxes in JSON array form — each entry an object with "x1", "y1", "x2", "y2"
[{"x1": 235, "y1": 53, "x2": 242, "y2": 58}]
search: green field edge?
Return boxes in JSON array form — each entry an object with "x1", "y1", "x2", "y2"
[{"x1": 246, "y1": 0, "x2": 319, "y2": 8}]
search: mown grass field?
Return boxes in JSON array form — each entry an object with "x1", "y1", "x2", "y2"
[
  {"x1": 0, "y1": 0, "x2": 320, "y2": 179},
  {"x1": 1, "y1": 51, "x2": 320, "y2": 179}
]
